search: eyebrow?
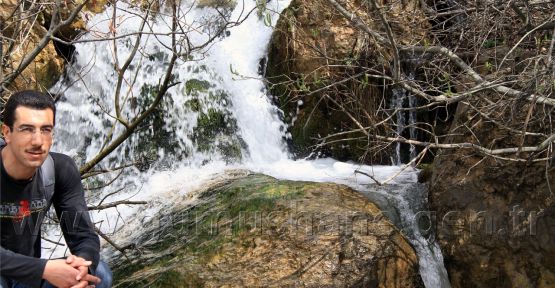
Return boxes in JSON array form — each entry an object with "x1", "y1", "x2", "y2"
[{"x1": 17, "y1": 124, "x2": 54, "y2": 128}]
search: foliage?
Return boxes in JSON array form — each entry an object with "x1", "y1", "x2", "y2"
[{"x1": 268, "y1": 0, "x2": 555, "y2": 166}]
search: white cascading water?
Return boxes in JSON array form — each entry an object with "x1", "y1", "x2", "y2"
[
  {"x1": 390, "y1": 81, "x2": 418, "y2": 165},
  {"x1": 408, "y1": 93, "x2": 418, "y2": 159},
  {"x1": 45, "y1": 1, "x2": 450, "y2": 287},
  {"x1": 390, "y1": 88, "x2": 405, "y2": 165}
]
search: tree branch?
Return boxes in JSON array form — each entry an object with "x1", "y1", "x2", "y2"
[{"x1": 0, "y1": 0, "x2": 89, "y2": 95}]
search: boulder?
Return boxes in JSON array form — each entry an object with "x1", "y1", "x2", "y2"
[{"x1": 110, "y1": 172, "x2": 424, "y2": 287}]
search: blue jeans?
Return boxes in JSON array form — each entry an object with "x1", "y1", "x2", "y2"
[{"x1": 0, "y1": 261, "x2": 112, "y2": 288}]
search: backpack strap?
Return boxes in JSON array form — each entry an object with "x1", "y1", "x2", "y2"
[{"x1": 40, "y1": 154, "x2": 56, "y2": 205}]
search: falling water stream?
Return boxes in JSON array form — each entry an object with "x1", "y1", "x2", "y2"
[
  {"x1": 45, "y1": 1, "x2": 450, "y2": 287},
  {"x1": 390, "y1": 78, "x2": 418, "y2": 166}
]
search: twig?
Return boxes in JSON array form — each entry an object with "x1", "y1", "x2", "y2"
[
  {"x1": 354, "y1": 169, "x2": 383, "y2": 185},
  {"x1": 88, "y1": 200, "x2": 148, "y2": 211},
  {"x1": 94, "y1": 227, "x2": 130, "y2": 260},
  {"x1": 499, "y1": 17, "x2": 553, "y2": 69},
  {"x1": 381, "y1": 147, "x2": 428, "y2": 185},
  {"x1": 0, "y1": 0, "x2": 89, "y2": 94},
  {"x1": 324, "y1": 0, "x2": 555, "y2": 107}
]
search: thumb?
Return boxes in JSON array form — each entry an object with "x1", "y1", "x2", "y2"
[{"x1": 66, "y1": 255, "x2": 75, "y2": 264}]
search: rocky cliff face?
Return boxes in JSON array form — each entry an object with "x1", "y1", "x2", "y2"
[
  {"x1": 266, "y1": 0, "x2": 428, "y2": 163},
  {"x1": 110, "y1": 172, "x2": 424, "y2": 287},
  {"x1": 0, "y1": 0, "x2": 85, "y2": 94},
  {"x1": 429, "y1": 99, "x2": 555, "y2": 288}
]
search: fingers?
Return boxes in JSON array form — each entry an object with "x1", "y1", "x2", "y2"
[
  {"x1": 66, "y1": 255, "x2": 92, "y2": 269},
  {"x1": 43, "y1": 259, "x2": 82, "y2": 288},
  {"x1": 69, "y1": 274, "x2": 101, "y2": 288},
  {"x1": 70, "y1": 280, "x2": 89, "y2": 288},
  {"x1": 61, "y1": 256, "x2": 100, "y2": 287},
  {"x1": 76, "y1": 266, "x2": 88, "y2": 281},
  {"x1": 81, "y1": 273, "x2": 101, "y2": 284}
]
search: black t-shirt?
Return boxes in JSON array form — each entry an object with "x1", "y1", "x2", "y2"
[{"x1": 0, "y1": 150, "x2": 100, "y2": 287}]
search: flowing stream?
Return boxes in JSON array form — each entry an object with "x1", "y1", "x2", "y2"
[{"x1": 46, "y1": 1, "x2": 450, "y2": 287}]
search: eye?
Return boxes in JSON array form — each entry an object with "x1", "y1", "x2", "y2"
[
  {"x1": 41, "y1": 127, "x2": 53, "y2": 134},
  {"x1": 19, "y1": 127, "x2": 34, "y2": 133}
]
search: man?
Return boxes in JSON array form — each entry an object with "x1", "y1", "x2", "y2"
[{"x1": 0, "y1": 91, "x2": 112, "y2": 288}]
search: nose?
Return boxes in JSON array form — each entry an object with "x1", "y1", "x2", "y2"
[{"x1": 30, "y1": 131, "x2": 45, "y2": 146}]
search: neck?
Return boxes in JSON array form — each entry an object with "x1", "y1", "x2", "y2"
[{"x1": 1, "y1": 148, "x2": 36, "y2": 181}]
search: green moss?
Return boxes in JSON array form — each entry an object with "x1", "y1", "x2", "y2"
[
  {"x1": 216, "y1": 138, "x2": 245, "y2": 162},
  {"x1": 115, "y1": 267, "x2": 204, "y2": 288},
  {"x1": 184, "y1": 97, "x2": 201, "y2": 112},
  {"x1": 482, "y1": 38, "x2": 502, "y2": 48},
  {"x1": 148, "y1": 51, "x2": 167, "y2": 62},
  {"x1": 196, "y1": 0, "x2": 237, "y2": 9},
  {"x1": 417, "y1": 163, "x2": 434, "y2": 183},
  {"x1": 194, "y1": 108, "x2": 227, "y2": 151},
  {"x1": 112, "y1": 261, "x2": 146, "y2": 284},
  {"x1": 192, "y1": 107, "x2": 244, "y2": 162},
  {"x1": 182, "y1": 77, "x2": 245, "y2": 162},
  {"x1": 133, "y1": 83, "x2": 180, "y2": 168},
  {"x1": 112, "y1": 175, "x2": 310, "y2": 285},
  {"x1": 185, "y1": 79, "x2": 211, "y2": 96},
  {"x1": 149, "y1": 270, "x2": 193, "y2": 287}
]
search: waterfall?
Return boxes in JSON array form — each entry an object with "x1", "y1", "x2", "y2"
[
  {"x1": 44, "y1": 1, "x2": 450, "y2": 287},
  {"x1": 390, "y1": 88, "x2": 405, "y2": 165},
  {"x1": 390, "y1": 83, "x2": 418, "y2": 165}
]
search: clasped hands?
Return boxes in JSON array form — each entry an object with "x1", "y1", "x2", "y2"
[{"x1": 43, "y1": 255, "x2": 101, "y2": 288}]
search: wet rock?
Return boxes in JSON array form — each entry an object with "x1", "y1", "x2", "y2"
[{"x1": 110, "y1": 172, "x2": 423, "y2": 287}]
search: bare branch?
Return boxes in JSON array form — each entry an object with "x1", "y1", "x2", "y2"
[
  {"x1": 324, "y1": 0, "x2": 555, "y2": 107},
  {"x1": 0, "y1": 0, "x2": 89, "y2": 94},
  {"x1": 88, "y1": 200, "x2": 148, "y2": 211}
]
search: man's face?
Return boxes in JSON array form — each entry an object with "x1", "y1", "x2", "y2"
[{"x1": 2, "y1": 106, "x2": 54, "y2": 171}]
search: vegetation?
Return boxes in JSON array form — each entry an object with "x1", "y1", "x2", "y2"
[
  {"x1": 268, "y1": 0, "x2": 555, "y2": 169},
  {"x1": 111, "y1": 174, "x2": 305, "y2": 286}
]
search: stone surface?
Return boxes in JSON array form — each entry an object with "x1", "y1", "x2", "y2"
[
  {"x1": 110, "y1": 171, "x2": 423, "y2": 287},
  {"x1": 0, "y1": 1, "x2": 85, "y2": 93},
  {"x1": 429, "y1": 99, "x2": 555, "y2": 288},
  {"x1": 266, "y1": 0, "x2": 428, "y2": 163}
]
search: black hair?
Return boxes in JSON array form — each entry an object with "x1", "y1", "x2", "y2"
[{"x1": 2, "y1": 90, "x2": 56, "y2": 128}]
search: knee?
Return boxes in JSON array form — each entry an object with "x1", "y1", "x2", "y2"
[{"x1": 95, "y1": 261, "x2": 113, "y2": 288}]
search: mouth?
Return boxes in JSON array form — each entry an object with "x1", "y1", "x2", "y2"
[{"x1": 26, "y1": 151, "x2": 44, "y2": 158}]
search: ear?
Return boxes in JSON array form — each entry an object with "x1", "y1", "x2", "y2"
[{"x1": 2, "y1": 124, "x2": 11, "y2": 144}]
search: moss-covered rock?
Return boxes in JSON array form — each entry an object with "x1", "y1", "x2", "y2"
[
  {"x1": 183, "y1": 75, "x2": 246, "y2": 163},
  {"x1": 192, "y1": 106, "x2": 245, "y2": 162},
  {"x1": 131, "y1": 83, "x2": 182, "y2": 168},
  {"x1": 184, "y1": 79, "x2": 211, "y2": 97},
  {"x1": 110, "y1": 172, "x2": 423, "y2": 287}
]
